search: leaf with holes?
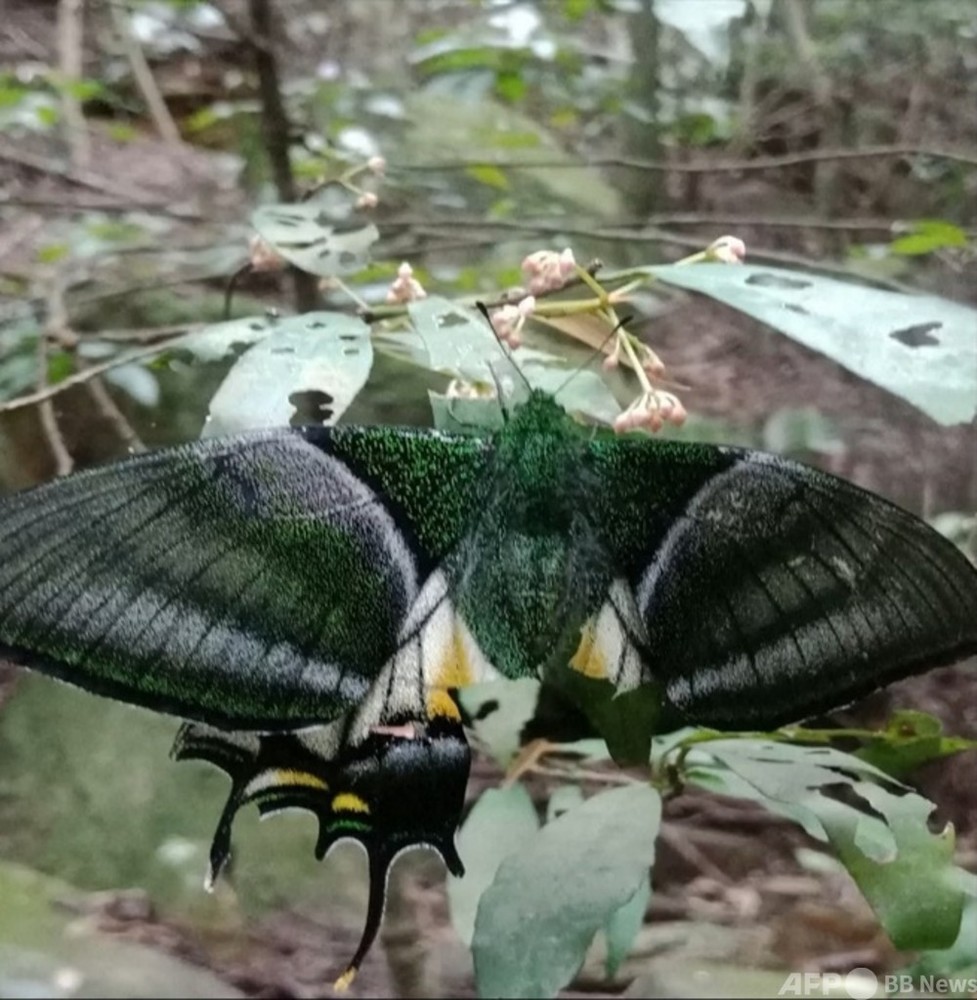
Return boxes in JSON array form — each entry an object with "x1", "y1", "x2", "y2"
[
  {"x1": 409, "y1": 297, "x2": 620, "y2": 424},
  {"x1": 619, "y1": 263, "x2": 977, "y2": 426},
  {"x1": 472, "y1": 784, "x2": 660, "y2": 999},
  {"x1": 251, "y1": 202, "x2": 379, "y2": 278},
  {"x1": 201, "y1": 312, "x2": 373, "y2": 437},
  {"x1": 693, "y1": 739, "x2": 968, "y2": 949},
  {"x1": 856, "y1": 710, "x2": 977, "y2": 778},
  {"x1": 173, "y1": 315, "x2": 275, "y2": 362}
]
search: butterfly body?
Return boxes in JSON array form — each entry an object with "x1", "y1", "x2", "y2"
[{"x1": 2, "y1": 388, "x2": 976, "y2": 984}]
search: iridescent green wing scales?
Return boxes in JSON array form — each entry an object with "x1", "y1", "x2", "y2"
[
  {"x1": 0, "y1": 426, "x2": 491, "y2": 730},
  {"x1": 587, "y1": 436, "x2": 977, "y2": 730}
]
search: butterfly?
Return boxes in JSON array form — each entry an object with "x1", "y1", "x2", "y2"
[{"x1": 1, "y1": 387, "x2": 975, "y2": 987}]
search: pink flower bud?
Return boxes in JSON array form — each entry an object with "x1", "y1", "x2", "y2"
[
  {"x1": 706, "y1": 235, "x2": 746, "y2": 264},
  {"x1": 248, "y1": 234, "x2": 287, "y2": 273},
  {"x1": 356, "y1": 191, "x2": 378, "y2": 209},
  {"x1": 367, "y1": 156, "x2": 387, "y2": 176}
]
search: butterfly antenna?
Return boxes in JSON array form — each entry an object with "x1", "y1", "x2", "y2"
[
  {"x1": 551, "y1": 316, "x2": 632, "y2": 402},
  {"x1": 475, "y1": 301, "x2": 533, "y2": 397}
]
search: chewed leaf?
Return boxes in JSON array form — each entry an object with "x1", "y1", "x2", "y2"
[
  {"x1": 201, "y1": 312, "x2": 373, "y2": 437},
  {"x1": 173, "y1": 717, "x2": 471, "y2": 988},
  {"x1": 172, "y1": 316, "x2": 275, "y2": 362},
  {"x1": 696, "y1": 739, "x2": 968, "y2": 950},
  {"x1": 408, "y1": 296, "x2": 500, "y2": 383},
  {"x1": 251, "y1": 202, "x2": 379, "y2": 277},
  {"x1": 629, "y1": 262, "x2": 977, "y2": 426}
]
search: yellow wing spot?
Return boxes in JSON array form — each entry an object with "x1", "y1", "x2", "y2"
[
  {"x1": 569, "y1": 620, "x2": 608, "y2": 679},
  {"x1": 426, "y1": 688, "x2": 462, "y2": 721},
  {"x1": 431, "y1": 622, "x2": 475, "y2": 688},
  {"x1": 332, "y1": 792, "x2": 370, "y2": 815},
  {"x1": 275, "y1": 769, "x2": 328, "y2": 790}
]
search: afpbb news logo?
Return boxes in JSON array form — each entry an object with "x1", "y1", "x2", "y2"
[{"x1": 778, "y1": 968, "x2": 977, "y2": 997}]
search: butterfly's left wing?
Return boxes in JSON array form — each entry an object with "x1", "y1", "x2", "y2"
[
  {"x1": 0, "y1": 425, "x2": 491, "y2": 730},
  {"x1": 0, "y1": 423, "x2": 492, "y2": 987},
  {"x1": 586, "y1": 436, "x2": 977, "y2": 731}
]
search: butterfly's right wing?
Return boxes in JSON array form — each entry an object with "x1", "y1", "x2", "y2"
[{"x1": 587, "y1": 435, "x2": 977, "y2": 731}]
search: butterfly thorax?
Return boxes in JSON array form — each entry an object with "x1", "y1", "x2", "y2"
[{"x1": 450, "y1": 392, "x2": 613, "y2": 680}]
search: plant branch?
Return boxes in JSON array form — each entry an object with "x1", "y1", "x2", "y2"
[
  {"x1": 394, "y1": 144, "x2": 977, "y2": 174},
  {"x1": 0, "y1": 341, "x2": 175, "y2": 414},
  {"x1": 38, "y1": 280, "x2": 75, "y2": 475},
  {"x1": 109, "y1": 0, "x2": 182, "y2": 146}
]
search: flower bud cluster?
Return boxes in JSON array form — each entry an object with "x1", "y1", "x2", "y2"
[
  {"x1": 521, "y1": 247, "x2": 576, "y2": 295},
  {"x1": 385, "y1": 261, "x2": 427, "y2": 303},
  {"x1": 248, "y1": 234, "x2": 287, "y2": 273},
  {"x1": 613, "y1": 390, "x2": 687, "y2": 434},
  {"x1": 489, "y1": 294, "x2": 536, "y2": 348}
]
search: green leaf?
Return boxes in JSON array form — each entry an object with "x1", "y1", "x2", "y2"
[
  {"x1": 890, "y1": 219, "x2": 968, "y2": 256},
  {"x1": 46, "y1": 350, "x2": 73, "y2": 385},
  {"x1": 409, "y1": 297, "x2": 621, "y2": 425},
  {"x1": 604, "y1": 875, "x2": 650, "y2": 978},
  {"x1": 408, "y1": 296, "x2": 500, "y2": 383},
  {"x1": 201, "y1": 312, "x2": 373, "y2": 437},
  {"x1": 903, "y1": 879, "x2": 977, "y2": 980},
  {"x1": 547, "y1": 669, "x2": 661, "y2": 766},
  {"x1": 856, "y1": 710, "x2": 977, "y2": 778},
  {"x1": 472, "y1": 784, "x2": 661, "y2": 999},
  {"x1": 173, "y1": 315, "x2": 275, "y2": 362},
  {"x1": 0, "y1": 319, "x2": 39, "y2": 403},
  {"x1": 447, "y1": 785, "x2": 540, "y2": 947},
  {"x1": 631, "y1": 263, "x2": 977, "y2": 426},
  {"x1": 546, "y1": 784, "x2": 584, "y2": 823},
  {"x1": 428, "y1": 391, "x2": 504, "y2": 435},
  {"x1": 466, "y1": 163, "x2": 510, "y2": 189},
  {"x1": 519, "y1": 359, "x2": 621, "y2": 425},
  {"x1": 250, "y1": 202, "x2": 378, "y2": 278},
  {"x1": 695, "y1": 739, "x2": 967, "y2": 950}
]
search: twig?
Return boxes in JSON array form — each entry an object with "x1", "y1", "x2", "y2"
[
  {"x1": 38, "y1": 282, "x2": 75, "y2": 476},
  {"x1": 383, "y1": 212, "x2": 915, "y2": 234},
  {"x1": 56, "y1": 0, "x2": 90, "y2": 169},
  {"x1": 83, "y1": 372, "x2": 146, "y2": 453},
  {"x1": 108, "y1": 0, "x2": 182, "y2": 146},
  {"x1": 394, "y1": 144, "x2": 977, "y2": 174},
  {"x1": 0, "y1": 341, "x2": 174, "y2": 414},
  {"x1": 97, "y1": 323, "x2": 203, "y2": 343}
]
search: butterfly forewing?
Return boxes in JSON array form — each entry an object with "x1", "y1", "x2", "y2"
[{"x1": 0, "y1": 426, "x2": 491, "y2": 730}]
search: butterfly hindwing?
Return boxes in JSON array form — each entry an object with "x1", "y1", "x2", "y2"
[
  {"x1": 173, "y1": 716, "x2": 470, "y2": 985},
  {"x1": 588, "y1": 436, "x2": 977, "y2": 730},
  {"x1": 0, "y1": 426, "x2": 491, "y2": 730}
]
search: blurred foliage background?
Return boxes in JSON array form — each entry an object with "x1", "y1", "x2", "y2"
[{"x1": 0, "y1": 1, "x2": 975, "y2": 997}]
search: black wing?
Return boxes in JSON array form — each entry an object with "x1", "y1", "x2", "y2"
[
  {"x1": 588, "y1": 436, "x2": 977, "y2": 730},
  {"x1": 0, "y1": 426, "x2": 490, "y2": 730}
]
